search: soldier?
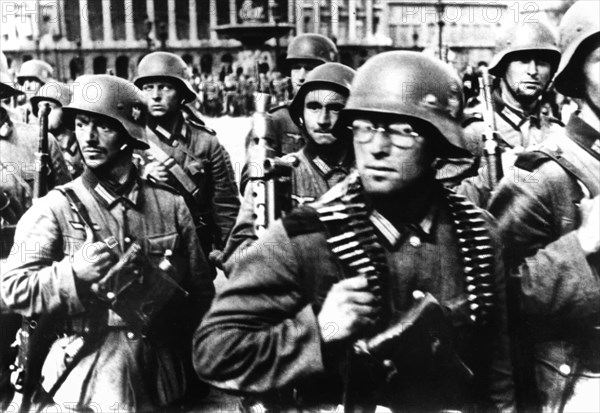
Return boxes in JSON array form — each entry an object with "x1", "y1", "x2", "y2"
[
  {"x1": 0, "y1": 55, "x2": 27, "y2": 409},
  {"x1": 134, "y1": 52, "x2": 240, "y2": 270},
  {"x1": 246, "y1": 33, "x2": 339, "y2": 156},
  {"x1": 452, "y1": 20, "x2": 564, "y2": 207},
  {"x1": 31, "y1": 81, "x2": 84, "y2": 178},
  {"x1": 488, "y1": 1, "x2": 600, "y2": 411},
  {"x1": 15, "y1": 59, "x2": 54, "y2": 124},
  {"x1": 224, "y1": 62, "x2": 355, "y2": 265},
  {"x1": 194, "y1": 52, "x2": 514, "y2": 411},
  {"x1": 1, "y1": 75, "x2": 215, "y2": 411},
  {"x1": 1, "y1": 61, "x2": 72, "y2": 250}
]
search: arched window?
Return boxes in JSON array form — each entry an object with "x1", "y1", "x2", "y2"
[
  {"x1": 93, "y1": 56, "x2": 107, "y2": 74},
  {"x1": 116, "y1": 55, "x2": 129, "y2": 79}
]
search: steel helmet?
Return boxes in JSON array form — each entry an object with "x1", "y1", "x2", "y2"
[
  {"x1": 1, "y1": 52, "x2": 23, "y2": 99},
  {"x1": 286, "y1": 34, "x2": 339, "y2": 65},
  {"x1": 30, "y1": 81, "x2": 72, "y2": 117},
  {"x1": 488, "y1": 20, "x2": 561, "y2": 77},
  {"x1": 339, "y1": 51, "x2": 469, "y2": 157},
  {"x1": 554, "y1": 0, "x2": 600, "y2": 98},
  {"x1": 17, "y1": 59, "x2": 54, "y2": 85},
  {"x1": 134, "y1": 52, "x2": 197, "y2": 103},
  {"x1": 289, "y1": 62, "x2": 355, "y2": 128},
  {"x1": 63, "y1": 75, "x2": 149, "y2": 149}
]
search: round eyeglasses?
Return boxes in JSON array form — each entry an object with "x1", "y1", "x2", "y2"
[{"x1": 349, "y1": 121, "x2": 422, "y2": 148}]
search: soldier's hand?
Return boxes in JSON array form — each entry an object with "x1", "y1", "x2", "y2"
[
  {"x1": 318, "y1": 275, "x2": 380, "y2": 344},
  {"x1": 577, "y1": 195, "x2": 600, "y2": 255},
  {"x1": 143, "y1": 159, "x2": 170, "y2": 182},
  {"x1": 71, "y1": 229, "x2": 118, "y2": 283}
]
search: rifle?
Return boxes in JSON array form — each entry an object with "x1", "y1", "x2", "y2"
[
  {"x1": 247, "y1": 91, "x2": 293, "y2": 237},
  {"x1": 478, "y1": 67, "x2": 504, "y2": 189},
  {"x1": 33, "y1": 103, "x2": 51, "y2": 200}
]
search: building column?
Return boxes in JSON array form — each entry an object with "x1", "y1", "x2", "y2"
[
  {"x1": 168, "y1": 0, "x2": 177, "y2": 42},
  {"x1": 288, "y1": 0, "x2": 295, "y2": 24},
  {"x1": 366, "y1": 0, "x2": 374, "y2": 40},
  {"x1": 348, "y1": 0, "x2": 357, "y2": 42},
  {"x1": 124, "y1": 0, "x2": 135, "y2": 43},
  {"x1": 101, "y1": 0, "x2": 113, "y2": 44},
  {"x1": 210, "y1": 0, "x2": 218, "y2": 40},
  {"x1": 295, "y1": 0, "x2": 303, "y2": 34},
  {"x1": 189, "y1": 0, "x2": 198, "y2": 41},
  {"x1": 268, "y1": 0, "x2": 275, "y2": 22},
  {"x1": 313, "y1": 1, "x2": 320, "y2": 34},
  {"x1": 146, "y1": 0, "x2": 156, "y2": 40},
  {"x1": 331, "y1": 0, "x2": 339, "y2": 38},
  {"x1": 378, "y1": 0, "x2": 390, "y2": 39},
  {"x1": 79, "y1": 0, "x2": 92, "y2": 48},
  {"x1": 230, "y1": 0, "x2": 236, "y2": 24}
]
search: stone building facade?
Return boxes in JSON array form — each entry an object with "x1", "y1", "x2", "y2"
[{"x1": 2, "y1": 0, "x2": 515, "y2": 80}]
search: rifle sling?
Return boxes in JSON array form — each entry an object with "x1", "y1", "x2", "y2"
[{"x1": 146, "y1": 139, "x2": 202, "y2": 204}]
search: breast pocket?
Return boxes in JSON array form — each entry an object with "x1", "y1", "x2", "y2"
[{"x1": 146, "y1": 232, "x2": 180, "y2": 257}]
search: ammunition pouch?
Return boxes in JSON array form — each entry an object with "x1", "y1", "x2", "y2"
[{"x1": 91, "y1": 242, "x2": 189, "y2": 335}]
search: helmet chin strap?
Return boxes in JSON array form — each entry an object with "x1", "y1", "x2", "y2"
[{"x1": 500, "y1": 76, "x2": 541, "y2": 112}]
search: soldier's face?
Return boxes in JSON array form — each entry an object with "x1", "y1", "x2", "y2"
[
  {"x1": 290, "y1": 61, "x2": 320, "y2": 93},
  {"x1": 38, "y1": 101, "x2": 62, "y2": 130},
  {"x1": 74, "y1": 114, "x2": 126, "y2": 169},
  {"x1": 22, "y1": 79, "x2": 42, "y2": 100},
  {"x1": 353, "y1": 117, "x2": 431, "y2": 197},
  {"x1": 504, "y1": 54, "x2": 552, "y2": 101},
  {"x1": 582, "y1": 41, "x2": 600, "y2": 113},
  {"x1": 141, "y1": 81, "x2": 182, "y2": 117},
  {"x1": 302, "y1": 88, "x2": 346, "y2": 146}
]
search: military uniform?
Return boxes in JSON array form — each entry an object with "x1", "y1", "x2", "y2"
[
  {"x1": 140, "y1": 114, "x2": 240, "y2": 255},
  {"x1": 488, "y1": 113, "x2": 600, "y2": 412},
  {"x1": 1, "y1": 168, "x2": 215, "y2": 411},
  {"x1": 0, "y1": 120, "x2": 72, "y2": 254},
  {"x1": 223, "y1": 145, "x2": 353, "y2": 266},
  {"x1": 455, "y1": 91, "x2": 564, "y2": 207},
  {"x1": 194, "y1": 173, "x2": 515, "y2": 411}
]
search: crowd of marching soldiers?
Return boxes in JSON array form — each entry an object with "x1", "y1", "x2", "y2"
[{"x1": 0, "y1": 1, "x2": 599, "y2": 411}]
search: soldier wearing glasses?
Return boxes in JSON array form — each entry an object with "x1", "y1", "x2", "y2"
[{"x1": 193, "y1": 52, "x2": 514, "y2": 412}]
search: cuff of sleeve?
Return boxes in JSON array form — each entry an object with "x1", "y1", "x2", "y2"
[{"x1": 56, "y1": 258, "x2": 86, "y2": 314}]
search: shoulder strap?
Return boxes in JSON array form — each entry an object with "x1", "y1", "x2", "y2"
[
  {"x1": 537, "y1": 145, "x2": 599, "y2": 198},
  {"x1": 55, "y1": 186, "x2": 116, "y2": 246}
]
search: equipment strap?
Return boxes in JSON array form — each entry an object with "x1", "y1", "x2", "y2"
[{"x1": 146, "y1": 139, "x2": 202, "y2": 203}]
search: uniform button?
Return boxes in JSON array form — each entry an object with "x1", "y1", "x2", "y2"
[
  {"x1": 559, "y1": 364, "x2": 571, "y2": 375},
  {"x1": 124, "y1": 236, "x2": 132, "y2": 244},
  {"x1": 126, "y1": 331, "x2": 136, "y2": 340},
  {"x1": 409, "y1": 235, "x2": 421, "y2": 248}
]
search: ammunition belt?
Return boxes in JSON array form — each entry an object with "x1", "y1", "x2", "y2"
[
  {"x1": 315, "y1": 173, "x2": 392, "y2": 321},
  {"x1": 315, "y1": 173, "x2": 495, "y2": 326},
  {"x1": 445, "y1": 188, "x2": 495, "y2": 325}
]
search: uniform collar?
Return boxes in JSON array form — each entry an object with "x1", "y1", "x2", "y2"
[
  {"x1": 81, "y1": 167, "x2": 142, "y2": 210},
  {"x1": 494, "y1": 88, "x2": 542, "y2": 129},
  {"x1": 149, "y1": 114, "x2": 187, "y2": 145},
  {"x1": 302, "y1": 146, "x2": 353, "y2": 180},
  {"x1": 369, "y1": 201, "x2": 438, "y2": 247},
  {"x1": 567, "y1": 112, "x2": 600, "y2": 159}
]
